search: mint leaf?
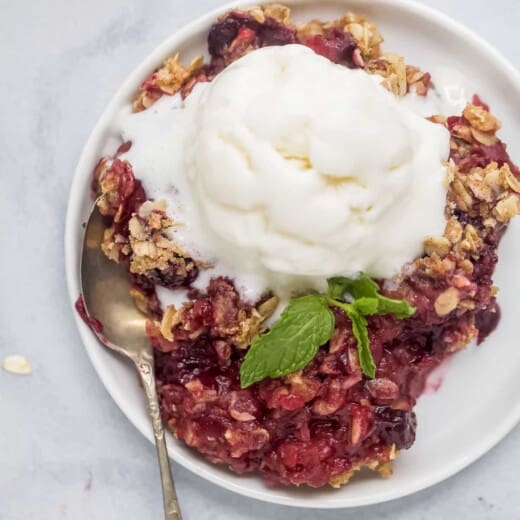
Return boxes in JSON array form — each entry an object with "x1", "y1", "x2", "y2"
[
  {"x1": 327, "y1": 277, "x2": 351, "y2": 300},
  {"x1": 328, "y1": 274, "x2": 379, "y2": 300},
  {"x1": 351, "y1": 296, "x2": 415, "y2": 319},
  {"x1": 351, "y1": 297, "x2": 379, "y2": 315},
  {"x1": 347, "y1": 308, "x2": 376, "y2": 378},
  {"x1": 376, "y1": 296, "x2": 416, "y2": 319},
  {"x1": 328, "y1": 274, "x2": 415, "y2": 319},
  {"x1": 239, "y1": 295, "x2": 335, "y2": 388}
]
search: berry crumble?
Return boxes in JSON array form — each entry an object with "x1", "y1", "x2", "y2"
[{"x1": 79, "y1": 4, "x2": 520, "y2": 489}]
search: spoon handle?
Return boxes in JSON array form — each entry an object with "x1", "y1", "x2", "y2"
[{"x1": 136, "y1": 350, "x2": 183, "y2": 520}]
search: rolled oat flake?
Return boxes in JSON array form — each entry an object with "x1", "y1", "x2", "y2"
[{"x1": 2, "y1": 355, "x2": 31, "y2": 375}]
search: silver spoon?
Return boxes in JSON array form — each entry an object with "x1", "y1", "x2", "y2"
[{"x1": 80, "y1": 202, "x2": 182, "y2": 520}]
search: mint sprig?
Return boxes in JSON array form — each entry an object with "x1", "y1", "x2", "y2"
[
  {"x1": 327, "y1": 276, "x2": 415, "y2": 319},
  {"x1": 325, "y1": 275, "x2": 415, "y2": 378},
  {"x1": 239, "y1": 275, "x2": 415, "y2": 388},
  {"x1": 239, "y1": 295, "x2": 335, "y2": 389}
]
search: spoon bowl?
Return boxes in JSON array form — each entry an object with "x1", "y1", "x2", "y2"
[{"x1": 81, "y1": 208, "x2": 149, "y2": 355}]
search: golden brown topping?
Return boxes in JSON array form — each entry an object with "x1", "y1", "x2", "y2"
[
  {"x1": 444, "y1": 159, "x2": 457, "y2": 187},
  {"x1": 445, "y1": 218, "x2": 463, "y2": 244},
  {"x1": 257, "y1": 296, "x2": 280, "y2": 319},
  {"x1": 423, "y1": 236, "x2": 451, "y2": 258},
  {"x1": 503, "y1": 164, "x2": 520, "y2": 193},
  {"x1": 465, "y1": 174, "x2": 494, "y2": 203},
  {"x1": 262, "y1": 3, "x2": 292, "y2": 25},
  {"x1": 340, "y1": 12, "x2": 383, "y2": 59},
  {"x1": 376, "y1": 461, "x2": 394, "y2": 478},
  {"x1": 459, "y1": 224, "x2": 482, "y2": 253},
  {"x1": 95, "y1": 162, "x2": 132, "y2": 222},
  {"x1": 451, "y1": 123, "x2": 473, "y2": 142},
  {"x1": 416, "y1": 253, "x2": 456, "y2": 279},
  {"x1": 155, "y1": 54, "x2": 190, "y2": 95},
  {"x1": 434, "y1": 287, "x2": 460, "y2": 317},
  {"x1": 133, "y1": 90, "x2": 161, "y2": 112},
  {"x1": 444, "y1": 162, "x2": 520, "y2": 231},
  {"x1": 134, "y1": 55, "x2": 203, "y2": 112},
  {"x1": 463, "y1": 103, "x2": 501, "y2": 133},
  {"x1": 228, "y1": 297, "x2": 281, "y2": 348},
  {"x1": 329, "y1": 469, "x2": 356, "y2": 488},
  {"x1": 471, "y1": 128, "x2": 497, "y2": 146},
  {"x1": 494, "y1": 193, "x2": 520, "y2": 222},
  {"x1": 430, "y1": 114, "x2": 448, "y2": 126},
  {"x1": 458, "y1": 299, "x2": 476, "y2": 311},
  {"x1": 458, "y1": 258, "x2": 474, "y2": 275},
  {"x1": 417, "y1": 155, "x2": 518, "y2": 282},
  {"x1": 388, "y1": 443, "x2": 397, "y2": 460},
  {"x1": 101, "y1": 226, "x2": 130, "y2": 262},
  {"x1": 231, "y1": 308, "x2": 264, "y2": 348},
  {"x1": 328, "y1": 444, "x2": 396, "y2": 488},
  {"x1": 100, "y1": 227, "x2": 119, "y2": 262},
  {"x1": 296, "y1": 19, "x2": 324, "y2": 39},
  {"x1": 367, "y1": 52, "x2": 407, "y2": 96},
  {"x1": 444, "y1": 319, "x2": 478, "y2": 353},
  {"x1": 127, "y1": 207, "x2": 189, "y2": 276},
  {"x1": 248, "y1": 6, "x2": 266, "y2": 23},
  {"x1": 160, "y1": 304, "x2": 184, "y2": 342},
  {"x1": 451, "y1": 178, "x2": 474, "y2": 212},
  {"x1": 188, "y1": 55, "x2": 205, "y2": 72},
  {"x1": 138, "y1": 199, "x2": 168, "y2": 219},
  {"x1": 406, "y1": 66, "x2": 425, "y2": 85}
]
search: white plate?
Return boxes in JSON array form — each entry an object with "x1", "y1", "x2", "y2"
[{"x1": 65, "y1": 0, "x2": 520, "y2": 508}]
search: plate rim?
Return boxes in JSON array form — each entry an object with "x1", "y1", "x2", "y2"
[{"x1": 64, "y1": 0, "x2": 520, "y2": 508}]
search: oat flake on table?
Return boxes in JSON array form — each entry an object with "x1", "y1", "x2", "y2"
[{"x1": 2, "y1": 355, "x2": 31, "y2": 375}]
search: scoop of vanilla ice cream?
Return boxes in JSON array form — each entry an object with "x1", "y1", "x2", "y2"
[{"x1": 186, "y1": 44, "x2": 449, "y2": 280}]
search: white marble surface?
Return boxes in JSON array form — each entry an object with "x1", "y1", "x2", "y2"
[{"x1": 1, "y1": 0, "x2": 519, "y2": 518}]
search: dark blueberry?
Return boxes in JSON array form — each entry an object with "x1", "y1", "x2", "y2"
[
  {"x1": 475, "y1": 302, "x2": 501, "y2": 345},
  {"x1": 374, "y1": 407, "x2": 417, "y2": 450},
  {"x1": 144, "y1": 258, "x2": 199, "y2": 289},
  {"x1": 208, "y1": 15, "x2": 242, "y2": 57},
  {"x1": 257, "y1": 18, "x2": 296, "y2": 46}
]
